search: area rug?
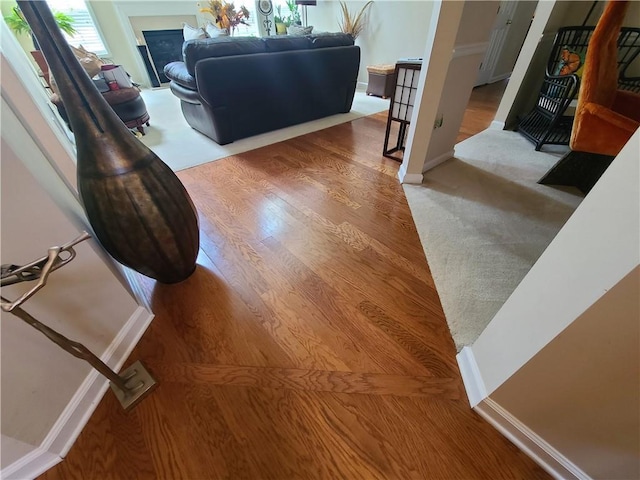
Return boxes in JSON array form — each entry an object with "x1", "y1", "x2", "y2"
[
  {"x1": 403, "y1": 129, "x2": 584, "y2": 351},
  {"x1": 139, "y1": 87, "x2": 389, "y2": 172}
]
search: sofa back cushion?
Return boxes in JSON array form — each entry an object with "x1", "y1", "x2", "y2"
[
  {"x1": 183, "y1": 33, "x2": 354, "y2": 77},
  {"x1": 262, "y1": 35, "x2": 311, "y2": 52},
  {"x1": 308, "y1": 32, "x2": 354, "y2": 49},
  {"x1": 183, "y1": 36, "x2": 266, "y2": 76}
]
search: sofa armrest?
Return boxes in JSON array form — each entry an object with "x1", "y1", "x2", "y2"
[
  {"x1": 164, "y1": 62, "x2": 197, "y2": 90},
  {"x1": 571, "y1": 101, "x2": 640, "y2": 155}
]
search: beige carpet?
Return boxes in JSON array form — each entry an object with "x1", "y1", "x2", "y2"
[
  {"x1": 139, "y1": 86, "x2": 389, "y2": 172},
  {"x1": 404, "y1": 129, "x2": 584, "y2": 351}
]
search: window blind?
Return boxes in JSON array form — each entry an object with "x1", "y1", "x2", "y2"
[{"x1": 47, "y1": 0, "x2": 108, "y2": 55}]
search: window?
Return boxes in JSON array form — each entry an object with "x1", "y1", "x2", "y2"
[
  {"x1": 228, "y1": 2, "x2": 260, "y2": 37},
  {"x1": 46, "y1": 0, "x2": 108, "y2": 55}
]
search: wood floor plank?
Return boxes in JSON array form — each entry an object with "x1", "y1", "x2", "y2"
[
  {"x1": 458, "y1": 80, "x2": 508, "y2": 142},
  {"x1": 181, "y1": 170, "x2": 445, "y2": 375},
  {"x1": 142, "y1": 264, "x2": 294, "y2": 367},
  {"x1": 218, "y1": 151, "x2": 426, "y2": 260},
  {"x1": 156, "y1": 363, "x2": 459, "y2": 398},
  {"x1": 40, "y1": 83, "x2": 549, "y2": 480},
  {"x1": 261, "y1": 235, "x2": 454, "y2": 377}
]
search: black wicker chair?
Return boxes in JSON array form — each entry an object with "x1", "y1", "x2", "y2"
[{"x1": 517, "y1": 26, "x2": 640, "y2": 151}]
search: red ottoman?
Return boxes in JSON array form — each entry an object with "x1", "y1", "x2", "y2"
[{"x1": 52, "y1": 87, "x2": 150, "y2": 135}]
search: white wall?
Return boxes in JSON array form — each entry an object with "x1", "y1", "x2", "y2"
[
  {"x1": 423, "y1": 1, "x2": 498, "y2": 169},
  {"x1": 398, "y1": 1, "x2": 462, "y2": 183},
  {"x1": 399, "y1": 0, "x2": 498, "y2": 182},
  {"x1": 1, "y1": 130, "x2": 135, "y2": 440},
  {"x1": 79, "y1": 1, "x2": 434, "y2": 88},
  {"x1": 1, "y1": 21, "x2": 154, "y2": 479},
  {"x1": 353, "y1": 1, "x2": 434, "y2": 84},
  {"x1": 0, "y1": 120, "x2": 151, "y2": 475},
  {"x1": 470, "y1": 129, "x2": 639, "y2": 395},
  {"x1": 1, "y1": 23, "x2": 79, "y2": 191},
  {"x1": 269, "y1": 1, "x2": 435, "y2": 84}
]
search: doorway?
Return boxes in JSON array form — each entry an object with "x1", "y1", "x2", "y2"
[{"x1": 475, "y1": 1, "x2": 538, "y2": 88}]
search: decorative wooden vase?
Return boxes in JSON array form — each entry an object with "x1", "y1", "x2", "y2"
[{"x1": 18, "y1": 0, "x2": 199, "y2": 284}]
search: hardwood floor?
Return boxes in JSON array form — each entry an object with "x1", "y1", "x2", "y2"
[
  {"x1": 457, "y1": 79, "x2": 509, "y2": 143},
  {"x1": 40, "y1": 81, "x2": 549, "y2": 479}
]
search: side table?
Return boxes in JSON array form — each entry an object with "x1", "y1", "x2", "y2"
[
  {"x1": 366, "y1": 64, "x2": 396, "y2": 99},
  {"x1": 383, "y1": 59, "x2": 423, "y2": 162}
]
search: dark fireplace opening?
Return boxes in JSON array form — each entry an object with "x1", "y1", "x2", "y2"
[{"x1": 142, "y1": 29, "x2": 184, "y2": 85}]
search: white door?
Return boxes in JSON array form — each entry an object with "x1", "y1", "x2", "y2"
[{"x1": 475, "y1": 0, "x2": 519, "y2": 86}]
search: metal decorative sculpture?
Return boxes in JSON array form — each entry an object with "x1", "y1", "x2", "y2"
[
  {"x1": 1, "y1": 233, "x2": 157, "y2": 410},
  {"x1": 17, "y1": 0, "x2": 199, "y2": 284},
  {"x1": 258, "y1": 0, "x2": 273, "y2": 36}
]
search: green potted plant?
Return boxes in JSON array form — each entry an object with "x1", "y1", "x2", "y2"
[
  {"x1": 285, "y1": 0, "x2": 301, "y2": 26},
  {"x1": 274, "y1": 5, "x2": 287, "y2": 34},
  {"x1": 4, "y1": 5, "x2": 76, "y2": 48}
]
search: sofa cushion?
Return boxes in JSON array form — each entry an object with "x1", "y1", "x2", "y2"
[
  {"x1": 204, "y1": 22, "x2": 229, "y2": 38},
  {"x1": 183, "y1": 36, "x2": 267, "y2": 76},
  {"x1": 183, "y1": 23, "x2": 207, "y2": 40},
  {"x1": 308, "y1": 32, "x2": 354, "y2": 49},
  {"x1": 287, "y1": 25, "x2": 313, "y2": 36},
  {"x1": 263, "y1": 35, "x2": 311, "y2": 52},
  {"x1": 164, "y1": 61, "x2": 197, "y2": 90}
]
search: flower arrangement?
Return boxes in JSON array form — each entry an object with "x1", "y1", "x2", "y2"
[
  {"x1": 199, "y1": 0, "x2": 250, "y2": 34},
  {"x1": 338, "y1": 0, "x2": 373, "y2": 40}
]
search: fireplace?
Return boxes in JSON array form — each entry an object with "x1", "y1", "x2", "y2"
[{"x1": 142, "y1": 29, "x2": 184, "y2": 84}]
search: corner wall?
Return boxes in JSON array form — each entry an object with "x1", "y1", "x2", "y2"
[
  {"x1": 400, "y1": 0, "x2": 498, "y2": 182},
  {"x1": 1, "y1": 22, "x2": 154, "y2": 480},
  {"x1": 459, "y1": 129, "x2": 640, "y2": 478},
  {"x1": 491, "y1": 265, "x2": 639, "y2": 480},
  {"x1": 423, "y1": 1, "x2": 498, "y2": 170},
  {"x1": 471, "y1": 129, "x2": 639, "y2": 395},
  {"x1": 351, "y1": 1, "x2": 434, "y2": 84}
]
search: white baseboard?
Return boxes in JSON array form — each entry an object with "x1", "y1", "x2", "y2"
[
  {"x1": 1, "y1": 447, "x2": 60, "y2": 480},
  {"x1": 456, "y1": 348, "x2": 590, "y2": 480},
  {"x1": 475, "y1": 399, "x2": 592, "y2": 480},
  {"x1": 489, "y1": 72, "x2": 511, "y2": 83},
  {"x1": 456, "y1": 346, "x2": 487, "y2": 407},
  {"x1": 48, "y1": 305, "x2": 154, "y2": 457},
  {"x1": 490, "y1": 120, "x2": 505, "y2": 130},
  {"x1": 397, "y1": 163, "x2": 424, "y2": 184},
  {"x1": 1, "y1": 306, "x2": 154, "y2": 480},
  {"x1": 422, "y1": 149, "x2": 455, "y2": 173},
  {"x1": 397, "y1": 159, "x2": 422, "y2": 184}
]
